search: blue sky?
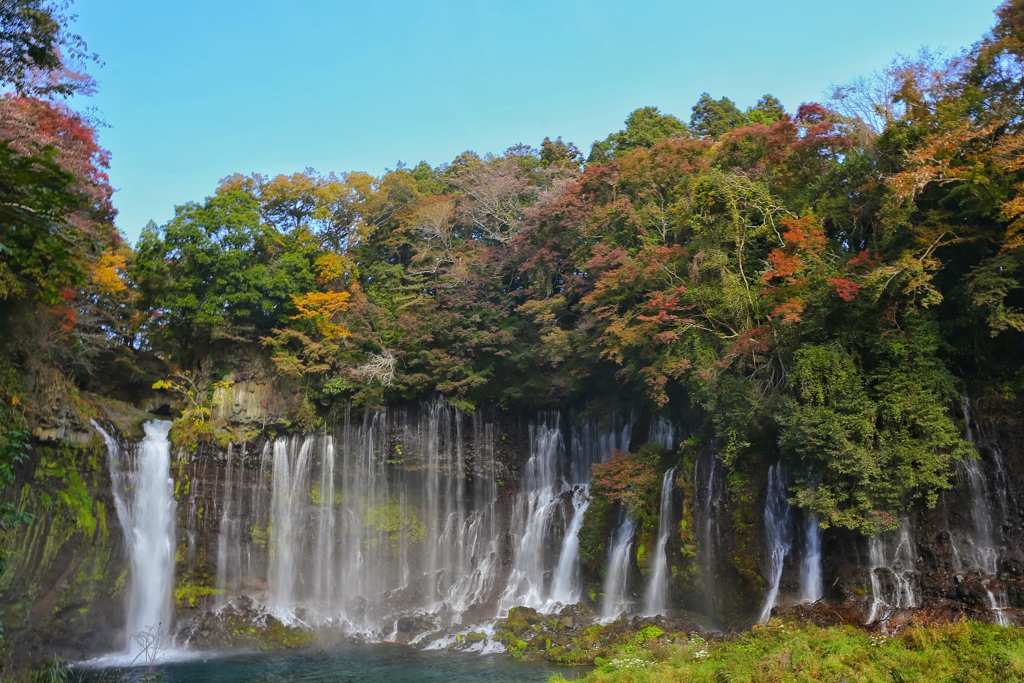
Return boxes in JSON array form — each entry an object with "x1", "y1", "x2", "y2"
[{"x1": 71, "y1": 0, "x2": 1000, "y2": 243}]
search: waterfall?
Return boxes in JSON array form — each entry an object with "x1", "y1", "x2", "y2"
[
  {"x1": 758, "y1": 464, "x2": 792, "y2": 623},
  {"x1": 643, "y1": 468, "x2": 675, "y2": 616},
  {"x1": 498, "y1": 417, "x2": 564, "y2": 611},
  {"x1": 984, "y1": 580, "x2": 1010, "y2": 626},
  {"x1": 960, "y1": 457, "x2": 999, "y2": 574},
  {"x1": 313, "y1": 436, "x2": 336, "y2": 607},
  {"x1": 602, "y1": 513, "x2": 637, "y2": 619},
  {"x1": 498, "y1": 412, "x2": 628, "y2": 614},
  {"x1": 195, "y1": 401, "x2": 636, "y2": 638},
  {"x1": 547, "y1": 485, "x2": 590, "y2": 608},
  {"x1": 799, "y1": 515, "x2": 824, "y2": 603},
  {"x1": 693, "y1": 447, "x2": 723, "y2": 615},
  {"x1": 95, "y1": 420, "x2": 177, "y2": 656},
  {"x1": 958, "y1": 396, "x2": 1000, "y2": 575},
  {"x1": 252, "y1": 402, "x2": 508, "y2": 634},
  {"x1": 647, "y1": 417, "x2": 676, "y2": 452},
  {"x1": 569, "y1": 413, "x2": 632, "y2": 485},
  {"x1": 214, "y1": 443, "x2": 241, "y2": 605},
  {"x1": 268, "y1": 435, "x2": 314, "y2": 617},
  {"x1": 866, "y1": 518, "x2": 917, "y2": 624}
]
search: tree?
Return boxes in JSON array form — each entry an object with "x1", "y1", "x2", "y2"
[
  {"x1": 540, "y1": 136, "x2": 583, "y2": 170},
  {"x1": 0, "y1": 0, "x2": 96, "y2": 97},
  {"x1": 133, "y1": 191, "x2": 317, "y2": 352},
  {"x1": 689, "y1": 93, "x2": 746, "y2": 138},
  {"x1": 588, "y1": 107, "x2": 688, "y2": 162}
]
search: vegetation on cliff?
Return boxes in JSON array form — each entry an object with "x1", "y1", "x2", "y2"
[
  {"x1": 2, "y1": 0, "x2": 1024, "y2": 662},
  {"x1": 119, "y1": 0, "x2": 1023, "y2": 534}
]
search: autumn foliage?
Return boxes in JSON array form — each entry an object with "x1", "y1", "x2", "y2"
[{"x1": 5, "y1": 1, "x2": 1024, "y2": 535}]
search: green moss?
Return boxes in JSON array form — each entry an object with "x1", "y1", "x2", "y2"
[
  {"x1": 363, "y1": 499, "x2": 426, "y2": 545},
  {"x1": 175, "y1": 584, "x2": 224, "y2": 608},
  {"x1": 223, "y1": 615, "x2": 315, "y2": 650},
  {"x1": 507, "y1": 638, "x2": 528, "y2": 657},
  {"x1": 579, "y1": 496, "x2": 614, "y2": 576},
  {"x1": 249, "y1": 523, "x2": 270, "y2": 549},
  {"x1": 729, "y1": 467, "x2": 761, "y2": 594},
  {"x1": 635, "y1": 625, "x2": 664, "y2": 643}
]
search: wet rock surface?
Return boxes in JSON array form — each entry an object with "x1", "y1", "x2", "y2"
[
  {"x1": 175, "y1": 597, "x2": 314, "y2": 651},
  {"x1": 420, "y1": 604, "x2": 718, "y2": 665}
]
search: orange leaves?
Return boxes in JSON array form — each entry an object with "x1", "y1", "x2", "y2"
[
  {"x1": 765, "y1": 250, "x2": 803, "y2": 282},
  {"x1": 763, "y1": 215, "x2": 826, "y2": 286},
  {"x1": 761, "y1": 214, "x2": 866, "y2": 320},
  {"x1": 770, "y1": 298, "x2": 805, "y2": 324},
  {"x1": 993, "y1": 132, "x2": 1024, "y2": 253},
  {"x1": 637, "y1": 286, "x2": 689, "y2": 324},
  {"x1": 290, "y1": 290, "x2": 352, "y2": 340},
  {"x1": 828, "y1": 278, "x2": 861, "y2": 302},
  {"x1": 782, "y1": 215, "x2": 826, "y2": 255},
  {"x1": 52, "y1": 289, "x2": 77, "y2": 331},
  {"x1": 591, "y1": 450, "x2": 657, "y2": 506}
]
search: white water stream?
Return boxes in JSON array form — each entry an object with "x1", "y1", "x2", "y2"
[
  {"x1": 602, "y1": 513, "x2": 637, "y2": 620},
  {"x1": 643, "y1": 468, "x2": 675, "y2": 616},
  {"x1": 799, "y1": 515, "x2": 823, "y2": 603},
  {"x1": 758, "y1": 464, "x2": 792, "y2": 623},
  {"x1": 94, "y1": 420, "x2": 176, "y2": 660}
]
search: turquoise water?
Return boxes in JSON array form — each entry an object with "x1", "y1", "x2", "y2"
[{"x1": 78, "y1": 644, "x2": 582, "y2": 682}]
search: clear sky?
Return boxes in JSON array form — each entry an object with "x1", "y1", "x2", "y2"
[{"x1": 70, "y1": 0, "x2": 1001, "y2": 243}]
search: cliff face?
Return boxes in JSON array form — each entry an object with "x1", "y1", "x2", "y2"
[
  {"x1": 2, "y1": 390, "x2": 1022, "y2": 665},
  {"x1": 0, "y1": 432, "x2": 129, "y2": 664}
]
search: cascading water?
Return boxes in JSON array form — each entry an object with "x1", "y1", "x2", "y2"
[
  {"x1": 313, "y1": 436, "x2": 336, "y2": 608},
  {"x1": 547, "y1": 485, "x2": 590, "y2": 607},
  {"x1": 758, "y1": 464, "x2": 792, "y2": 623},
  {"x1": 643, "y1": 468, "x2": 675, "y2": 616},
  {"x1": 602, "y1": 513, "x2": 637, "y2": 620},
  {"x1": 203, "y1": 400, "x2": 634, "y2": 640},
  {"x1": 647, "y1": 417, "x2": 676, "y2": 452},
  {"x1": 956, "y1": 397, "x2": 1000, "y2": 575},
  {"x1": 693, "y1": 447, "x2": 723, "y2": 616},
  {"x1": 95, "y1": 420, "x2": 176, "y2": 657},
  {"x1": 268, "y1": 435, "x2": 314, "y2": 617},
  {"x1": 984, "y1": 581, "x2": 1010, "y2": 626},
  {"x1": 959, "y1": 456, "x2": 1000, "y2": 574},
  {"x1": 799, "y1": 515, "x2": 824, "y2": 603},
  {"x1": 569, "y1": 413, "x2": 632, "y2": 485},
  {"x1": 956, "y1": 397, "x2": 1012, "y2": 625},
  {"x1": 866, "y1": 518, "x2": 917, "y2": 625},
  {"x1": 499, "y1": 417, "x2": 565, "y2": 611}
]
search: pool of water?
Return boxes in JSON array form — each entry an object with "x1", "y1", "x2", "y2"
[{"x1": 77, "y1": 644, "x2": 584, "y2": 683}]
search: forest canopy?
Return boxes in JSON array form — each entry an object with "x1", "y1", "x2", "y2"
[{"x1": 3, "y1": 1, "x2": 1024, "y2": 534}]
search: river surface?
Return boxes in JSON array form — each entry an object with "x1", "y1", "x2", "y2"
[{"x1": 78, "y1": 644, "x2": 582, "y2": 682}]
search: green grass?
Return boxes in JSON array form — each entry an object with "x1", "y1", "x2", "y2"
[{"x1": 551, "y1": 620, "x2": 1024, "y2": 683}]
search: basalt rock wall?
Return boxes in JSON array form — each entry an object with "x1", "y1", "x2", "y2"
[{"x1": 3, "y1": 391, "x2": 1024, "y2": 667}]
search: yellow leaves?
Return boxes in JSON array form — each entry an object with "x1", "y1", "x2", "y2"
[
  {"x1": 315, "y1": 252, "x2": 358, "y2": 285},
  {"x1": 290, "y1": 290, "x2": 352, "y2": 340},
  {"x1": 292, "y1": 290, "x2": 351, "y2": 318},
  {"x1": 889, "y1": 120, "x2": 1001, "y2": 201},
  {"x1": 90, "y1": 249, "x2": 128, "y2": 294},
  {"x1": 994, "y1": 132, "x2": 1024, "y2": 253},
  {"x1": 1003, "y1": 196, "x2": 1024, "y2": 253}
]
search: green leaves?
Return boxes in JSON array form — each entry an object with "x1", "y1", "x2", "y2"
[
  {"x1": 134, "y1": 190, "x2": 318, "y2": 350},
  {"x1": 781, "y1": 323, "x2": 969, "y2": 533},
  {"x1": 588, "y1": 107, "x2": 688, "y2": 163}
]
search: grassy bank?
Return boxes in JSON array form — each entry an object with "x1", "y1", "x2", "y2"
[{"x1": 551, "y1": 620, "x2": 1024, "y2": 683}]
